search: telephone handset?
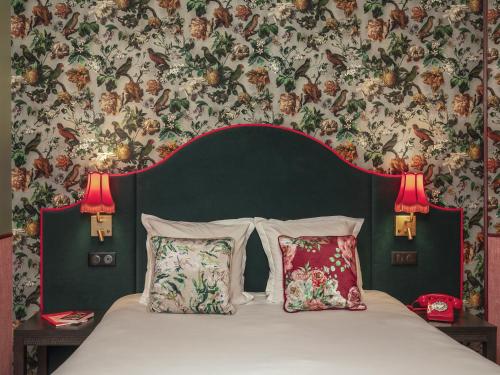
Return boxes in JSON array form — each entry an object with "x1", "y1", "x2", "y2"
[{"x1": 409, "y1": 293, "x2": 462, "y2": 323}]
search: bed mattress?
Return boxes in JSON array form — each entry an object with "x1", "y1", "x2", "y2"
[{"x1": 54, "y1": 291, "x2": 500, "y2": 374}]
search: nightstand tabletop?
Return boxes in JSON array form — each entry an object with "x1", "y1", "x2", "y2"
[
  {"x1": 415, "y1": 309, "x2": 495, "y2": 329},
  {"x1": 14, "y1": 311, "x2": 105, "y2": 375},
  {"x1": 15, "y1": 311, "x2": 105, "y2": 342},
  {"x1": 414, "y1": 309, "x2": 497, "y2": 362}
]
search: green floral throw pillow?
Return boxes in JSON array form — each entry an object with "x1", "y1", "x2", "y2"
[{"x1": 149, "y1": 237, "x2": 235, "y2": 314}]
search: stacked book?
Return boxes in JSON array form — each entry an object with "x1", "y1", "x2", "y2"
[{"x1": 41, "y1": 311, "x2": 94, "y2": 327}]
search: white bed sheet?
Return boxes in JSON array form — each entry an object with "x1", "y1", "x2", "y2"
[{"x1": 54, "y1": 291, "x2": 500, "y2": 375}]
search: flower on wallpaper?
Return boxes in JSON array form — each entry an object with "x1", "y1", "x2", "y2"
[{"x1": 9, "y1": 0, "x2": 490, "y2": 324}]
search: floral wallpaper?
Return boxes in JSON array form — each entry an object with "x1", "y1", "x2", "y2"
[
  {"x1": 11, "y1": 0, "x2": 487, "y2": 322},
  {"x1": 488, "y1": 0, "x2": 500, "y2": 235}
]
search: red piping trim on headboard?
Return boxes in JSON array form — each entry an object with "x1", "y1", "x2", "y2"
[{"x1": 39, "y1": 123, "x2": 464, "y2": 312}]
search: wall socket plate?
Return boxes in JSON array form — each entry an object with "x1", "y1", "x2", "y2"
[
  {"x1": 391, "y1": 251, "x2": 417, "y2": 266},
  {"x1": 88, "y1": 252, "x2": 116, "y2": 267}
]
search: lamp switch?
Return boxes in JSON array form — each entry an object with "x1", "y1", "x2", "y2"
[
  {"x1": 391, "y1": 251, "x2": 417, "y2": 266},
  {"x1": 88, "y1": 252, "x2": 116, "y2": 267}
]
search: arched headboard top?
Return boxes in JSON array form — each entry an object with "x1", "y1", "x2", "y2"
[{"x1": 41, "y1": 124, "x2": 462, "y2": 313}]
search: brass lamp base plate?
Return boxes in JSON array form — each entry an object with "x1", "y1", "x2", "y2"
[
  {"x1": 91, "y1": 215, "x2": 112, "y2": 237},
  {"x1": 394, "y1": 215, "x2": 416, "y2": 237}
]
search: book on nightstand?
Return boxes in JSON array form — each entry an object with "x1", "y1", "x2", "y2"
[{"x1": 41, "y1": 311, "x2": 94, "y2": 327}]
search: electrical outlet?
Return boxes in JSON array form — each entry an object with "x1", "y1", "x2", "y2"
[
  {"x1": 391, "y1": 251, "x2": 417, "y2": 266},
  {"x1": 88, "y1": 252, "x2": 116, "y2": 267}
]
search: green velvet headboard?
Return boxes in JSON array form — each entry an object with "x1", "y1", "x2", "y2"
[{"x1": 41, "y1": 124, "x2": 463, "y2": 313}]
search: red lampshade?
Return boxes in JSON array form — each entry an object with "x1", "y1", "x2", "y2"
[
  {"x1": 394, "y1": 173, "x2": 429, "y2": 214},
  {"x1": 80, "y1": 173, "x2": 115, "y2": 214}
]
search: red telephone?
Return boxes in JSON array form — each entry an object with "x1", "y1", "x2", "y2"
[{"x1": 409, "y1": 294, "x2": 462, "y2": 323}]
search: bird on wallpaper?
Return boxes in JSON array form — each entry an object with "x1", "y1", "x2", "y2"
[
  {"x1": 229, "y1": 64, "x2": 244, "y2": 83},
  {"x1": 325, "y1": 50, "x2": 346, "y2": 71},
  {"x1": 112, "y1": 122, "x2": 130, "y2": 141},
  {"x1": 57, "y1": 123, "x2": 80, "y2": 148},
  {"x1": 115, "y1": 58, "x2": 133, "y2": 80},
  {"x1": 48, "y1": 63, "x2": 65, "y2": 83},
  {"x1": 465, "y1": 270, "x2": 481, "y2": 290},
  {"x1": 377, "y1": 48, "x2": 395, "y2": 67},
  {"x1": 20, "y1": 45, "x2": 39, "y2": 65},
  {"x1": 403, "y1": 66, "x2": 419, "y2": 84},
  {"x1": 464, "y1": 122, "x2": 481, "y2": 141},
  {"x1": 24, "y1": 133, "x2": 41, "y2": 155},
  {"x1": 417, "y1": 16, "x2": 434, "y2": 40},
  {"x1": 20, "y1": 197, "x2": 38, "y2": 218},
  {"x1": 294, "y1": 58, "x2": 311, "y2": 80},
  {"x1": 488, "y1": 126, "x2": 500, "y2": 144},
  {"x1": 154, "y1": 89, "x2": 171, "y2": 114},
  {"x1": 63, "y1": 12, "x2": 80, "y2": 39},
  {"x1": 412, "y1": 124, "x2": 434, "y2": 149},
  {"x1": 201, "y1": 46, "x2": 218, "y2": 66},
  {"x1": 330, "y1": 89, "x2": 348, "y2": 115},
  {"x1": 147, "y1": 48, "x2": 169, "y2": 70},
  {"x1": 63, "y1": 164, "x2": 81, "y2": 191},
  {"x1": 423, "y1": 164, "x2": 434, "y2": 185},
  {"x1": 468, "y1": 209, "x2": 483, "y2": 230},
  {"x1": 381, "y1": 133, "x2": 398, "y2": 154},
  {"x1": 139, "y1": 139, "x2": 155, "y2": 161},
  {"x1": 243, "y1": 14, "x2": 260, "y2": 40}
]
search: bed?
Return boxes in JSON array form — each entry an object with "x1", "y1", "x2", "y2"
[
  {"x1": 53, "y1": 291, "x2": 499, "y2": 375},
  {"x1": 40, "y1": 124, "x2": 486, "y2": 373}
]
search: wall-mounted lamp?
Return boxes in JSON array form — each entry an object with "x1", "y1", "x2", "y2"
[
  {"x1": 394, "y1": 173, "x2": 429, "y2": 240},
  {"x1": 80, "y1": 172, "x2": 115, "y2": 242}
]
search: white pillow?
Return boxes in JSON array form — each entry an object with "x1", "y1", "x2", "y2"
[
  {"x1": 255, "y1": 216, "x2": 364, "y2": 303},
  {"x1": 141, "y1": 214, "x2": 255, "y2": 305}
]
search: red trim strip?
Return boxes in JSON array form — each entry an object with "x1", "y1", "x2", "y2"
[
  {"x1": 460, "y1": 208, "x2": 464, "y2": 300},
  {"x1": 38, "y1": 123, "x2": 465, "y2": 311},
  {"x1": 40, "y1": 207, "x2": 44, "y2": 313}
]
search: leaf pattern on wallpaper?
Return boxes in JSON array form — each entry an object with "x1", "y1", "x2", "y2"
[
  {"x1": 11, "y1": 0, "x2": 488, "y2": 320},
  {"x1": 488, "y1": 1, "x2": 500, "y2": 234}
]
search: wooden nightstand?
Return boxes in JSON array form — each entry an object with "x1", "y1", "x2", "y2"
[
  {"x1": 415, "y1": 310, "x2": 497, "y2": 361},
  {"x1": 14, "y1": 311, "x2": 104, "y2": 375}
]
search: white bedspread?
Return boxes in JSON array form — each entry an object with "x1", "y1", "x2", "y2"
[{"x1": 54, "y1": 291, "x2": 500, "y2": 375}]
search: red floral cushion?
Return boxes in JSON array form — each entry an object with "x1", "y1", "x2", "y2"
[{"x1": 279, "y1": 235, "x2": 366, "y2": 312}]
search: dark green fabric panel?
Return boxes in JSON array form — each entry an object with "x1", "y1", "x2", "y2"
[
  {"x1": 42, "y1": 175, "x2": 137, "y2": 313},
  {"x1": 135, "y1": 126, "x2": 373, "y2": 292},
  {"x1": 371, "y1": 175, "x2": 461, "y2": 303}
]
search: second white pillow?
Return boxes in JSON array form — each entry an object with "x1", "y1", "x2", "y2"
[{"x1": 255, "y1": 216, "x2": 364, "y2": 303}]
